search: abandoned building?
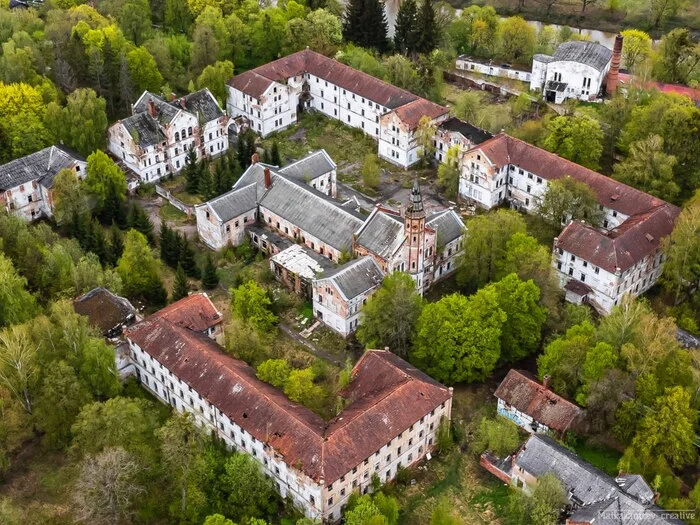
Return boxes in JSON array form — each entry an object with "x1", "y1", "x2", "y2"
[
  {"x1": 481, "y1": 434, "x2": 680, "y2": 525},
  {"x1": 0, "y1": 145, "x2": 86, "y2": 221},
  {"x1": 148, "y1": 292, "x2": 224, "y2": 345},
  {"x1": 226, "y1": 48, "x2": 450, "y2": 168},
  {"x1": 107, "y1": 89, "x2": 228, "y2": 183},
  {"x1": 459, "y1": 133, "x2": 679, "y2": 313},
  {"x1": 126, "y1": 302, "x2": 453, "y2": 522},
  {"x1": 455, "y1": 55, "x2": 533, "y2": 83},
  {"x1": 494, "y1": 370, "x2": 585, "y2": 435},
  {"x1": 195, "y1": 153, "x2": 465, "y2": 336},
  {"x1": 433, "y1": 117, "x2": 493, "y2": 164}
]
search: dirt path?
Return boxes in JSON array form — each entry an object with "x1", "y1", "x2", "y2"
[
  {"x1": 278, "y1": 323, "x2": 345, "y2": 367},
  {"x1": 134, "y1": 197, "x2": 198, "y2": 238}
]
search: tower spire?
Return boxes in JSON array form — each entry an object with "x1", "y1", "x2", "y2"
[{"x1": 406, "y1": 178, "x2": 424, "y2": 218}]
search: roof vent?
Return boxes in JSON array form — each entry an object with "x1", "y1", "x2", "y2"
[
  {"x1": 611, "y1": 194, "x2": 619, "y2": 201},
  {"x1": 645, "y1": 233, "x2": 654, "y2": 242}
]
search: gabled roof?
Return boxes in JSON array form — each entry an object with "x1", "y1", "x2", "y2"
[
  {"x1": 73, "y1": 287, "x2": 137, "y2": 336},
  {"x1": 516, "y1": 435, "x2": 677, "y2": 524},
  {"x1": 279, "y1": 150, "x2": 336, "y2": 182},
  {"x1": 555, "y1": 204, "x2": 680, "y2": 273},
  {"x1": 468, "y1": 134, "x2": 668, "y2": 217},
  {"x1": 133, "y1": 91, "x2": 180, "y2": 126},
  {"x1": 199, "y1": 183, "x2": 257, "y2": 223},
  {"x1": 227, "y1": 49, "x2": 448, "y2": 115},
  {"x1": 126, "y1": 317, "x2": 451, "y2": 485},
  {"x1": 170, "y1": 89, "x2": 225, "y2": 122},
  {"x1": 0, "y1": 145, "x2": 84, "y2": 191},
  {"x1": 355, "y1": 208, "x2": 405, "y2": 260},
  {"x1": 315, "y1": 256, "x2": 384, "y2": 300},
  {"x1": 494, "y1": 370, "x2": 584, "y2": 433},
  {"x1": 551, "y1": 40, "x2": 613, "y2": 72},
  {"x1": 390, "y1": 98, "x2": 449, "y2": 130},
  {"x1": 438, "y1": 117, "x2": 493, "y2": 145},
  {"x1": 120, "y1": 112, "x2": 165, "y2": 148},
  {"x1": 150, "y1": 293, "x2": 222, "y2": 333},
  {"x1": 427, "y1": 209, "x2": 465, "y2": 245},
  {"x1": 232, "y1": 163, "x2": 364, "y2": 252}
]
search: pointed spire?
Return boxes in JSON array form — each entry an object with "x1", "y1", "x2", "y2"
[{"x1": 406, "y1": 178, "x2": 424, "y2": 218}]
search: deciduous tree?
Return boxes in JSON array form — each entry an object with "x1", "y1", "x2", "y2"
[
  {"x1": 357, "y1": 272, "x2": 423, "y2": 358},
  {"x1": 116, "y1": 229, "x2": 167, "y2": 306},
  {"x1": 537, "y1": 176, "x2": 603, "y2": 228},
  {"x1": 83, "y1": 150, "x2": 127, "y2": 216},
  {"x1": 44, "y1": 88, "x2": 108, "y2": 157},
  {"x1": 661, "y1": 191, "x2": 699, "y2": 307},
  {"x1": 411, "y1": 289, "x2": 506, "y2": 384},
  {"x1": 0, "y1": 254, "x2": 37, "y2": 328},
  {"x1": 498, "y1": 16, "x2": 536, "y2": 63},
  {"x1": 360, "y1": 153, "x2": 381, "y2": 189},
  {"x1": 231, "y1": 281, "x2": 277, "y2": 333},
  {"x1": 195, "y1": 60, "x2": 233, "y2": 106},
  {"x1": 472, "y1": 416, "x2": 520, "y2": 456},
  {"x1": 537, "y1": 321, "x2": 595, "y2": 398},
  {"x1": 620, "y1": 29, "x2": 652, "y2": 71},
  {"x1": 221, "y1": 453, "x2": 277, "y2": 521},
  {"x1": 0, "y1": 324, "x2": 37, "y2": 414},
  {"x1": 437, "y1": 145, "x2": 460, "y2": 199},
  {"x1": 543, "y1": 115, "x2": 603, "y2": 170},
  {"x1": 283, "y1": 368, "x2": 323, "y2": 408},
  {"x1": 613, "y1": 135, "x2": 678, "y2": 202},
  {"x1": 256, "y1": 359, "x2": 291, "y2": 388}
]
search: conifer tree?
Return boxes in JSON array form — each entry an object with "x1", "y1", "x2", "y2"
[
  {"x1": 416, "y1": 0, "x2": 437, "y2": 54},
  {"x1": 394, "y1": 0, "x2": 419, "y2": 55},
  {"x1": 237, "y1": 135, "x2": 249, "y2": 170},
  {"x1": 172, "y1": 263, "x2": 189, "y2": 301},
  {"x1": 108, "y1": 224, "x2": 124, "y2": 265},
  {"x1": 179, "y1": 234, "x2": 198, "y2": 277},
  {"x1": 103, "y1": 184, "x2": 128, "y2": 228},
  {"x1": 87, "y1": 218, "x2": 108, "y2": 263},
  {"x1": 198, "y1": 167, "x2": 214, "y2": 200},
  {"x1": 184, "y1": 147, "x2": 200, "y2": 194},
  {"x1": 127, "y1": 203, "x2": 154, "y2": 244},
  {"x1": 201, "y1": 254, "x2": 219, "y2": 290},
  {"x1": 344, "y1": 0, "x2": 388, "y2": 52},
  {"x1": 159, "y1": 224, "x2": 174, "y2": 266},
  {"x1": 270, "y1": 141, "x2": 282, "y2": 166},
  {"x1": 262, "y1": 148, "x2": 271, "y2": 164},
  {"x1": 246, "y1": 134, "x2": 257, "y2": 165}
]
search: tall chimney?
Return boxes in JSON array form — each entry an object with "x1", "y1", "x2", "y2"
[
  {"x1": 606, "y1": 34, "x2": 623, "y2": 96},
  {"x1": 543, "y1": 375, "x2": 551, "y2": 390},
  {"x1": 147, "y1": 98, "x2": 157, "y2": 118},
  {"x1": 264, "y1": 167, "x2": 271, "y2": 189}
]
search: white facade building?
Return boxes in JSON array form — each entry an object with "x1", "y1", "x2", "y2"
[
  {"x1": 459, "y1": 133, "x2": 679, "y2": 313},
  {"x1": 226, "y1": 49, "x2": 449, "y2": 168},
  {"x1": 0, "y1": 145, "x2": 86, "y2": 221},
  {"x1": 108, "y1": 89, "x2": 228, "y2": 183},
  {"x1": 126, "y1": 312, "x2": 453, "y2": 523},
  {"x1": 530, "y1": 41, "x2": 613, "y2": 103},
  {"x1": 456, "y1": 55, "x2": 532, "y2": 83}
]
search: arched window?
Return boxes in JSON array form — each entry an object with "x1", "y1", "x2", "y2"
[
  {"x1": 175, "y1": 132, "x2": 180, "y2": 141},
  {"x1": 188, "y1": 126, "x2": 193, "y2": 136}
]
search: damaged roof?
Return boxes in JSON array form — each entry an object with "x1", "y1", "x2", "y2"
[
  {"x1": 279, "y1": 150, "x2": 336, "y2": 182},
  {"x1": 271, "y1": 244, "x2": 335, "y2": 279},
  {"x1": 427, "y1": 209, "x2": 465, "y2": 245},
  {"x1": 494, "y1": 370, "x2": 584, "y2": 433},
  {"x1": 438, "y1": 117, "x2": 493, "y2": 145},
  {"x1": 121, "y1": 112, "x2": 165, "y2": 148},
  {"x1": 355, "y1": 208, "x2": 405, "y2": 260},
  {"x1": 126, "y1": 318, "x2": 451, "y2": 486},
  {"x1": 316, "y1": 256, "x2": 384, "y2": 300},
  {"x1": 73, "y1": 287, "x2": 137, "y2": 336},
  {"x1": 555, "y1": 204, "x2": 680, "y2": 273},
  {"x1": 133, "y1": 91, "x2": 180, "y2": 126},
  {"x1": 150, "y1": 293, "x2": 222, "y2": 333},
  {"x1": 0, "y1": 145, "x2": 84, "y2": 191},
  {"x1": 170, "y1": 89, "x2": 225, "y2": 122}
]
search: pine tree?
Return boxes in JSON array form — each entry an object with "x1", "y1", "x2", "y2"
[
  {"x1": 270, "y1": 141, "x2": 282, "y2": 166},
  {"x1": 262, "y1": 148, "x2": 272, "y2": 164},
  {"x1": 159, "y1": 224, "x2": 174, "y2": 266},
  {"x1": 245, "y1": 134, "x2": 257, "y2": 165},
  {"x1": 103, "y1": 184, "x2": 127, "y2": 228},
  {"x1": 344, "y1": 0, "x2": 388, "y2": 52},
  {"x1": 237, "y1": 135, "x2": 249, "y2": 170},
  {"x1": 145, "y1": 277, "x2": 168, "y2": 307},
  {"x1": 172, "y1": 263, "x2": 189, "y2": 301},
  {"x1": 179, "y1": 234, "x2": 198, "y2": 277},
  {"x1": 201, "y1": 254, "x2": 219, "y2": 289},
  {"x1": 127, "y1": 203, "x2": 154, "y2": 244},
  {"x1": 394, "y1": 0, "x2": 419, "y2": 55},
  {"x1": 416, "y1": 0, "x2": 437, "y2": 54},
  {"x1": 184, "y1": 147, "x2": 200, "y2": 194},
  {"x1": 198, "y1": 167, "x2": 214, "y2": 200},
  {"x1": 88, "y1": 219, "x2": 108, "y2": 263},
  {"x1": 107, "y1": 224, "x2": 124, "y2": 265}
]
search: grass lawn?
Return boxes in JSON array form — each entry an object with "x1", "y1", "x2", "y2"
[
  {"x1": 159, "y1": 202, "x2": 190, "y2": 224},
  {"x1": 260, "y1": 113, "x2": 378, "y2": 167},
  {"x1": 571, "y1": 441, "x2": 622, "y2": 476}
]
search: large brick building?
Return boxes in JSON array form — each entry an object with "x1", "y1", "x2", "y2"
[
  {"x1": 459, "y1": 133, "x2": 680, "y2": 313},
  {"x1": 126, "y1": 306, "x2": 453, "y2": 522},
  {"x1": 226, "y1": 49, "x2": 450, "y2": 168}
]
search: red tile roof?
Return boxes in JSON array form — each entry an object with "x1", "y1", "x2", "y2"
[
  {"x1": 470, "y1": 133, "x2": 667, "y2": 217},
  {"x1": 494, "y1": 369, "x2": 584, "y2": 433},
  {"x1": 227, "y1": 49, "x2": 448, "y2": 123},
  {"x1": 151, "y1": 293, "x2": 222, "y2": 333},
  {"x1": 391, "y1": 98, "x2": 449, "y2": 130},
  {"x1": 126, "y1": 315, "x2": 451, "y2": 485},
  {"x1": 555, "y1": 203, "x2": 680, "y2": 273},
  {"x1": 618, "y1": 72, "x2": 700, "y2": 102}
]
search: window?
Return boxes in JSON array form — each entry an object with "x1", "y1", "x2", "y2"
[
  {"x1": 340, "y1": 488, "x2": 345, "y2": 496},
  {"x1": 328, "y1": 498, "x2": 333, "y2": 506}
]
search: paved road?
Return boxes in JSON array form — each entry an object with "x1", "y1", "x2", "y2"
[{"x1": 278, "y1": 323, "x2": 344, "y2": 367}]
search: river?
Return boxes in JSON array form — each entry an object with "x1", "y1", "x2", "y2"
[{"x1": 382, "y1": 0, "x2": 620, "y2": 47}]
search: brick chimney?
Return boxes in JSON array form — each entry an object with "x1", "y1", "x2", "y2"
[
  {"x1": 251, "y1": 152, "x2": 260, "y2": 165},
  {"x1": 147, "y1": 98, "x2": 157, "y2": 118},
  {"x1": 606, "y1": 34, "x2": 623, "y2": 96},
  {"x1": 543, "y1": 375, "x2": 551, "y2": 390},
  {"x1": 264, "y1": 167, "x2": 271, "y2": 189}
]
